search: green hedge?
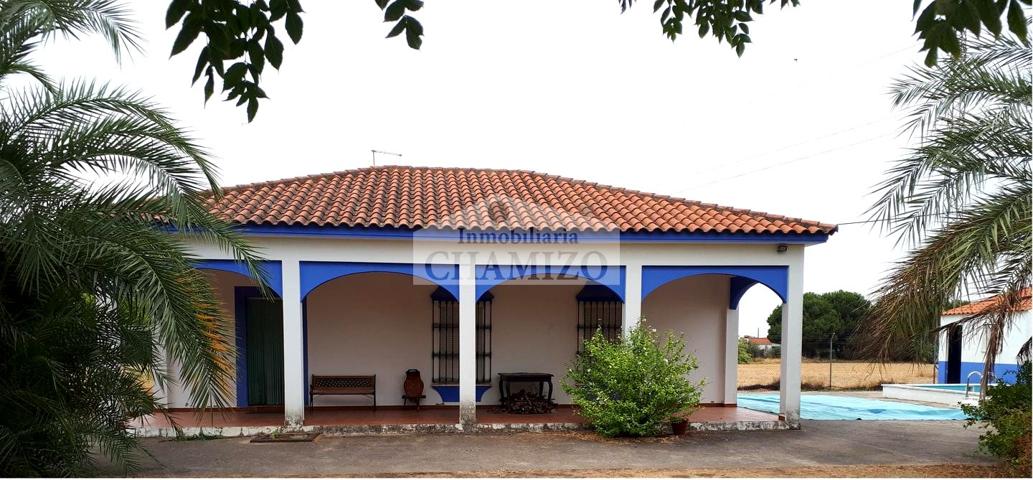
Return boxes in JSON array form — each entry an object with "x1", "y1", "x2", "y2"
[
  {"x1": 563, "y1": 322, "x2": 704, "y2": 437},
  {"x1": 961, "y1": 362, "x2": 1031, "y2": 477}
]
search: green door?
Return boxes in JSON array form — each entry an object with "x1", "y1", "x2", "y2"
[{"x1": 245, "y1": 297, "x2": 284, "y2": 406}]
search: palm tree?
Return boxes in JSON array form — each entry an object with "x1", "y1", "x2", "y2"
[
  {"x1": 859, "y1": 31, "x2": 1031, "y2": 388},
  {"x1": 0, "y1": 1, "x2": 266, "y2": 474}
]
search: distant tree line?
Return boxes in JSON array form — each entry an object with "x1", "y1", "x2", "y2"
[{"x1": 765, "y1": 290, "x2": 934, "y2": 362}]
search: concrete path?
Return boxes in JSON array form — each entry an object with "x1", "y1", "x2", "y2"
[{"x1": 114, "y1": 420, "x2": 992, "y2": 477}]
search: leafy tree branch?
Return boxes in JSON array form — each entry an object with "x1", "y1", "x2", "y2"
[{"x1": 166, "y1": 0, "x2": 1031, "y2": 121}]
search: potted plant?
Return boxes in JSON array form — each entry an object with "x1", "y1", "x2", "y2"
[
  {"x1": 670, "y1": 405, "x2": 699, "y2": 435},
  {"x1": 670, "y1": 416, "x2": 689, "y2": 435}
]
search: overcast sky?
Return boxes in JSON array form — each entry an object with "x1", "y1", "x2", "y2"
[{"x1": 37, "y1": 0, "x2": 927, "y2": 337}]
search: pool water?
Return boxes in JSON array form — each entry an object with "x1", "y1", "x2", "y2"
[
  {"x1": 737, "y1": 393, "x2": 970, "y2": 421},
  {"x1": 920, "y1": 384, "x2": 981, "y2": 393}
]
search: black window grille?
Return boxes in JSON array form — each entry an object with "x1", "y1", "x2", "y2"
[
  {"x1": 431, "y1": 288, "x2": 492, "y2": 384},
  {"x1": 576, "y1": 285, "x2": 623, "y2": 353}
]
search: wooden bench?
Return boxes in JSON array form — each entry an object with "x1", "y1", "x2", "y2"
[{"x1": 310, "y1": 375, "x2": 376, "y2": 409}]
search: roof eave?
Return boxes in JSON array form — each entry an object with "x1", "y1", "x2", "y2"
[{"x1": 225, "y1": 223, "x2": 833, "y2": 244}]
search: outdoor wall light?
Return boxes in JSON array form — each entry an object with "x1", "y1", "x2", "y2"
[{"x1": 776, "y1": 244, "x2": 788, "y2": 253}]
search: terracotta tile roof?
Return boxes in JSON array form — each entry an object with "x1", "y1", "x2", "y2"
[
  {"x1": 205, "y1": 166, "x2": 837, "y2": 235},
  {"x1": 744, "y1": 336, "x2": 774, "y2": 346},
  {"x1": 943, "y1": 288, "x2": 1032, "y2": 316}
]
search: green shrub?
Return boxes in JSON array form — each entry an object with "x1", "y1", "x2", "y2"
[
  {"x1": 738, "y1": 338, "x2": 753, "y2": 364},
  {"x1": 961, "y1": 362, "x2": 1031, "y2": 477},
  {"x1": 563, "y1": 322, "x2": 704, "y2": 437}
]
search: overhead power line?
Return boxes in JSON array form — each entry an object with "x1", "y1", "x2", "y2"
[{"x1": 678, "y1": 133, "x2": 890, "y2": 192}]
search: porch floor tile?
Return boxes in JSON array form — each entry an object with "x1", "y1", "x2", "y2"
[{"x1": 133, "y1": 405, "x2": 777, "y2": 429}]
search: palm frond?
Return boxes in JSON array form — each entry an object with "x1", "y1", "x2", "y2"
[
  {"x1": 2, "y1": 81, "x2": 216, "y2": 191},
  {"x1": 869, "y1": 107, "x2": 1032, "y2": 245},
  {"x1": 890, "y1": 34, "x2": 1032, "y2": 137},
  {"x1": 0, "y1": 3, "x2": 263, "y2": 473},
  {"x1": 0, "y1": 0, "x2": 140, "y2": 60},
  {"x1": 1018, "y1": 338, "x2": 1032, "y2": 364},
  {"x1": 864, "y1": 31, "x2": 1031, "y2": 377},
  {"x1": 860, "y1": 183, "x2": 1032, "y2": 363}
]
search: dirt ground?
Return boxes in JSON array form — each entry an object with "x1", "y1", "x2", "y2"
[{"x1": 738, "y1": 359, "x2": 935, "y2": 390}]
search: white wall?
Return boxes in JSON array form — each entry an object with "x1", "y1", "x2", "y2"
[
  {"x1": 304, "y1": 277, "x2": 728, "y2": 406},
  {"x1": 303, "y1": 274, "x2": 727, "y2": 406},
  {"x1": 642, "y1": 275, "x2": 729, "y2": 404},
  {"x1": 939, "y1": 311, "x2": 1032, "y2": 365},
  {"x1": 481, "y1": 282, "x2": 584, "y2": 405},
  {"x1": 306, "y1": 278, "x2": 600, "y2": 406},
  {"x1": 175, "y1": 269, "x2": 731, "y2": 408},
  {"x1": 184, "y1": 234, "x2": 806, "y2": 271},
  {"x1": 306, "y1": 273, "x2": 438, "y2": 406}
]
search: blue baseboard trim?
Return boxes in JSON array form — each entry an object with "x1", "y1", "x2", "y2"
[
  {"x1": 937, "y1": 361, "x2": 1021, "y2": 384},
  {"x1": 431, "y1": 385, "x2": 491, "y2": 403}
]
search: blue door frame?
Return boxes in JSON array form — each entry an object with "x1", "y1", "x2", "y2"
[
  {"x1": 234, "y1": 287, "x2": 309, "y2": 408},
  {"x1": 234, "y1": 287, "x2": 257, "y2": 407}
]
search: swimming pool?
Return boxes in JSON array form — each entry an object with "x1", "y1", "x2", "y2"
[
  {"x1": 737, "y1": 393, "x2": 970, "y2": 420},
  {"x1": 918, "y1": 384, "x2": 981, "y2": 393},
  {"x1": 881, "y1": 383, "x2": 984, "y2": 406}
]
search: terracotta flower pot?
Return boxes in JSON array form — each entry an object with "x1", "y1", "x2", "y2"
[
  {"x1": 671, "y1": 418, "x2": 689, "y2": 435},
  {"x1": 403, "y1": 369, "x2": 424, "y2": 397}
]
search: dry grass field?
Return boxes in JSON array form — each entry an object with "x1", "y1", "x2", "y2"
[{"x1": 738, "y1": 359, "x2": 936, "y2": 390}]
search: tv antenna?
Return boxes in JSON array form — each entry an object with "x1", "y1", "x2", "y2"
[{"x1": 371, "y1": 149, "x2": 402, "y2": 166}]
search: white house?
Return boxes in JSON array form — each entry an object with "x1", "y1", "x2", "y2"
[
  {"x1": 164, "y1": 166, "x2": 836, "y2": 430},
  {"x1": 744, "y1": 335, "x2": 779, "y2": 356},
  {"x1": 938, "y1": 288, "x2": 1031, "y2": 385}
]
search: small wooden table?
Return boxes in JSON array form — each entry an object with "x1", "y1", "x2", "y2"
[{"x1": 497, "y1": 372, "x2": 554, "y2": 403}]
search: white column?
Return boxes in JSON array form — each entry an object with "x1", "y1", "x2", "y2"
[
  {"x1": 458, "y1": 262, "x2": 477, "y2": 428},
  {"x1": 281, "y1": 259, "x2": 306, "y2": 428},
  {"x1": 623, "y1": 264, "x2": 642, "y2": 336},
  {"x1": 779, "y1": 253, "x2": 804, "y2": 428},
  {"x1": 724, "y1": 308, "x2": 740, "y2": 405}
]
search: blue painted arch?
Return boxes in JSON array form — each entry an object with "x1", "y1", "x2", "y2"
[
  {"x1": 194, "y1": 260, "x2": 283, "y2": 297},
  {"x1": 299, "y1": 261, "x2": 460, "y2": 300},
  {"x1": 641, "y1": 265, "x2": 788, "y2": 309},
  {"x1": 475, "y1": 265, "x2": 625, "y2": 301}
]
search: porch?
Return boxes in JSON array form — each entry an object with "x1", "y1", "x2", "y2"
[
  {"x1": 155, "y1": 257, "x2": 803, "y2": 432},
  {"x1": 154, "y1": 260, "x2": 797, "y2": 431},
  {"x1": 162, "y1": 165, "x2": 840, "y2": 433},
  {"x1": 130, "y1": 405, "x2": 783, "y2": 437}
]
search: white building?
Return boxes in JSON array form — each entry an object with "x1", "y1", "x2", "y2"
[
  {"x1": 744, "y1": 335, "x2": 779, "y2": 356},
  {"x1": 938, "y1": 289, "x2": 1031, "y2": 384},
  {"x1": 166, "y1": 166, "x2": 836, "y2": 429}
]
